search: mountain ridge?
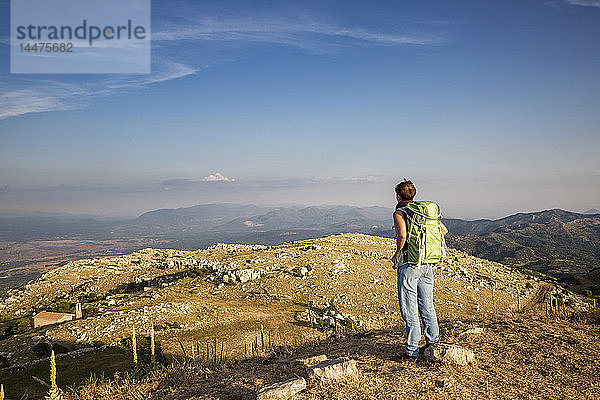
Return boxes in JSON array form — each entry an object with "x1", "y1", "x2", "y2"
[
  {"x1": 443, "y1": 208, "x2": 600, "y2": 235},
  {"x1": 445, "y1": 209, "x2": 600, "y2": 283},
  {"x1": 1, "y1": 205, "x2": 599, "y2": 293}
]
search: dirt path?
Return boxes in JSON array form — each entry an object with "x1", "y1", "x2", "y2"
[{"x1": 522, "y1": 282, "x2": 552, "y2": 312}]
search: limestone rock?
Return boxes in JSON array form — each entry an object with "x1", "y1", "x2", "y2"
[
  {"x1": 292, "y1": 266, "x2": 309, "y2": 278},
  {"x1": 460, "y1": 327, "x2": 485, "y2": 336},
  {"x1": 307, "y1": 358, "x2": 359, "y2": 380},
  {"x1": 236, "y1": 269, "x2": 253, "y2": 283},
  {"x1": 257, "y1": 377, "x2": 307, "y2": 400},
  {"x1": 422, "y1": 343, "x2": 474, "y2": 365}
]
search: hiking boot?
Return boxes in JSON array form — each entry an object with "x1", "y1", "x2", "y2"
[
  {"x1": 395, "y1": 353, "x2": 419, "y2": 362},
  {"x1": 419, "y1": 342, "x2": 439, "y2": 356}
]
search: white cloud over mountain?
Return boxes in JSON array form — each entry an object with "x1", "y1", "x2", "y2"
[{"x1": 201, "y1": 172, "x2": 236, "y2": 182}]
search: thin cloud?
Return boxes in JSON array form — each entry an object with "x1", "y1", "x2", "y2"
[
  {"x1": 565, "y1": 0, "x2": 600, "y2": 7},
  {"x1": 16, "y1": 175, "x2": 383, "y2": 196},
  {"x1": 153, "y1": 16, "x2": 441, "y2": 48},
  {"x1": 145, "y1": 63, "x2": 196, "y2": 83},
  {"x1": 0, "y1": 7, "x2": 443, "y2": 120},
  {"x1": 313, "y1": 175, "x2": 384, "y2": 183},
  {"x1": 104, "y1": 62, "x2": 197, "y2": 89},
  {"x1": 342, "y1": 175, "x2": 383, "y2": 183},
  {"x1": 0, "y1": 60, "x2": 196, "y2": 120},
  {"x1": 160, "y1": 175, "x2": 237, "y2": 191},
  {"x1": 0, "y1": 82, "x2": 90, "y2": 119}
]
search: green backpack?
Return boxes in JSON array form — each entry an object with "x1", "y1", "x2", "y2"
[{"x1": 396, "y1": 201, "x2": 446, "y2": 266}]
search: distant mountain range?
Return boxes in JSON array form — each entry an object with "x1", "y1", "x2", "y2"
[
  {"x1": 135, "y1": 203, "x2": 271, "y2": 230},
  {"x1": 132, "y1": 203, "x2": 391, "y2": 236},
  {"x1": 216, "y1": 205, "x2": 390, "y2": 231},
  {"x1": 444, "y1": 209, "x2": 600, "y2": 281},
  {"x1": 0, "y1": 203, "x2": 394, "y2": 251},
  {"x1": 443, "y1": 208, "x2": 599, "y2": 235},
  {"x1": 1, "y1": 204, "x2": 599, "y2": 286}
]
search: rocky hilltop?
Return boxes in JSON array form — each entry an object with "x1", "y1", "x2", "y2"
[{"x1": 0, "y1": 233, "x2": 594, "y2": 399}]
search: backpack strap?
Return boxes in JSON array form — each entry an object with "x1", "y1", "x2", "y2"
[
  {"x1": 397, "y1": 205, "x2": 418, "y2": 257},
  {"x1": 393, "y1": 205, "x2": 410, "y2": 234},
  {"x1": 393, "y1": 206, "x2": 412, "y2": 262},
  {"x1": 404, "y1": 202, "x2": 442, "y2": 220}
]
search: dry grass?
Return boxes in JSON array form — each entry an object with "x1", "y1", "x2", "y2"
[
  {"x1": 65, "y1": 307, "x2": 600, "y2": 400},
  {"x1": 2, "y1": 234, "x2": 594, "y2": 399}
]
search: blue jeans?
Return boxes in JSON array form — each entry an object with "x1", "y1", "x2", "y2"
[{"x1": 397, "y1": 263, "x2": 439, "y2": 357}]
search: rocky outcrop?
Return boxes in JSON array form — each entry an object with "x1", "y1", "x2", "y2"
[
  {"x1": 296, "y1": 305, "x2": 359, "y2": 331},
  {"x1": 257, "y1": 377, "x2": 306, "y2": 400},
  {"x1": 422, "y1": 343, "x2": 474, "y2": 365},
  {"x1": 306, "y1": 358, "x2": 359, "y2": 380}
]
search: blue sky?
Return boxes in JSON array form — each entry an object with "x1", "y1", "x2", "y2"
[{"x1": 0, "y1": 0, "x2": 599, "y2": 218}]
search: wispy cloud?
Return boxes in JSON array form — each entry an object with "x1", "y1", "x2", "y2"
[
  {"x1": 153, "y1": 16, "x2": 440, "y2": 49},
  {"x1": 565, "y1": 0, "x2": 600, "y2": 7},
  {"x1": 160, "y1": 175, "x2": 237, "y2": 191},
  {"x1": 0, "y1": 81, "x2": 90, "y2": 119},
  {"x1": 0, "y1": 5, "x2": 443, "y2": 120},
  {"x1": 313, "y1": 175, "x2": 384, "y2": 183},
  {"x1": 104, "y1": 62, "x2": 197, "y2": 89},
  {"x1": 0, "y1": 60, "x2": 196, "y2": 120}
]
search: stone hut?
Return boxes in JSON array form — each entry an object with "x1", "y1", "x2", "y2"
[{"x1": 33, "y1": 311, "x2": 75, "y2": 328}]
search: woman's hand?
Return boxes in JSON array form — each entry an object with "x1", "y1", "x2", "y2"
[{"x1": 391, "y1": 250, "x2": 403, "y2": 265}]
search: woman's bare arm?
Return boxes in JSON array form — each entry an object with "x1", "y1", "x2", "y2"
[{"x1": 391, "y1": 211, "x2": 406, "y2": 264}]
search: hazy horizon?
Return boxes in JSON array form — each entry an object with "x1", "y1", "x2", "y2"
[{"x1": 0, "y1": 195, "x2": 597, "y2": 221}]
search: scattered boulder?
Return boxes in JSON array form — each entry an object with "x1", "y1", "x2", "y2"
[
  {"x1": 460, "y1": 327, "x2": 485, "y2": 336},
  {"x1": 307, "y1": 358, "x2": 359, "y2": 380},
  {"x1": 236, "y1": 269, "x2": 253, "y2": 283},
  {"x1": 422, "y1": 343, "x2": 474, "y2": 366},
  {"x1": 257, "y1": 377, "x2": 307, "y2": 400},
  {"x1": 296, "y1": 307, "x2": 358, "y2": 332},
  {"x1": 292, "y1": 266, "x2": 310, "y2": 278},
  {"x1": 233, "y1": 268, "x2": 262, "y2": 283}
]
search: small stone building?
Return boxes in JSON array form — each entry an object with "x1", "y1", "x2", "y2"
[{"x1": 33, "y1": 311, "x2": 75, "y2": 328}]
